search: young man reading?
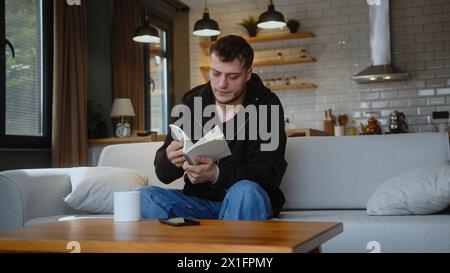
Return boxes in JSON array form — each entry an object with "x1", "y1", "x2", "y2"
[{"x1": 139, "y1": 35, "x2": 287, "y2": 220}]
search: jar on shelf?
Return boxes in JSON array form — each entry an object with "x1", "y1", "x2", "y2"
[
  {"x1": 361, "y1": 112, "x2": 382, "y2": 135},
  {"x1": 289, "y1": 76, "x2": 298, "y2": 85},
  {"x1": 285, "y1": 77, "x2": 290, "y2": 85},
  {"x1": 300, "y1": 48, "x2": 307, "y2": 58},
  {"x1": 276, "y1": 78, "x2": 283, "y2": 86}
]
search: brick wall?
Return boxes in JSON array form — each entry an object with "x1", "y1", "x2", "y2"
[{"x1": 184, "y1": 0, "x2": 450, "y2": 133}]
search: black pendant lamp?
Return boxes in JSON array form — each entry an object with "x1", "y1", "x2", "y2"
[
  {"x1": 193, "y1": 0, "x2": 220, "y2": 37},
  {"x1": 133, "y1": 13, "x2": 160, "y2": 44},
  {"x1": 257, "y1": 0, "x2": 286, "y2": 29}
]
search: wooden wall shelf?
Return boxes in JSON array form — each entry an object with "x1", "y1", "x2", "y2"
[
  {"x1": 198, "y1": 31, "x2": 318, "y2": 88},
  {"x1": 199, "y1": 31, "x2": 315, "y2": 49},
  {"x1": 248, "y1": 31, "x2": 316, "y2": 43},
  {"x1": 253, "y1": 56, "x2": 316, "y2": 67},
  {"x1": 200, "y1": 56, "x2": 316, "y2": 71},
  {"x1": 269, "y1": 82, "x2": 318, "y2": 91},
  {"x1": 88, "y1": 134, "x2": 166, "y2": 145}
]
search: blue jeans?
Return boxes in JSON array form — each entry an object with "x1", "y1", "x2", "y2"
[{"x1": 139, "y1": 180, "x2": 272, "y2": 220}]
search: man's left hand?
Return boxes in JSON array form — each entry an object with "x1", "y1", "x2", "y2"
[{"x1": 183, "y1": 156, "x2": 218, "y2": 184}]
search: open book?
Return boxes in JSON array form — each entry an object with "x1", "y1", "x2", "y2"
[{"x1": 169, "y1": 124, "x2": 232, "y2": 165}]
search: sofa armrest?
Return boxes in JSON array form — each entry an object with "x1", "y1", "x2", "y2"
[{"x1": 0, "y1": 168, "x2": 77, "y2": 229}]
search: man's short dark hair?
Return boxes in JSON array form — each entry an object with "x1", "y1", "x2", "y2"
[{"x1": 210, "y1": 35, "x2": 254, "y2": 70}]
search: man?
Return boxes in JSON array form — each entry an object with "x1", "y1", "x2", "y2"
[{"x1": 139, "y1": 35, "x2": 287, "y2": 220}]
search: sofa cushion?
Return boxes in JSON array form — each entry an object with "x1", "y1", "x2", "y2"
[
  {"x1": 98, "y1": 142, "x2": 185, "y2": 190},
  {"x1": 276, "y1": 210, "x2": 450, "y2": 253},
  {"x1": 281, "y1": 133, "x2": 449, "y2": 210},
  {"x1": 367, "y1": 161, "x2": 450, "y2": 215},
  {"x1": 64, "y1": 167, "x2": 148, "y2": 214}
]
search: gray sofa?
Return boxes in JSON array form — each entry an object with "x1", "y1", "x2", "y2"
[{"x1": 1, "y1": 132, "x2": 449, "y2": 252}]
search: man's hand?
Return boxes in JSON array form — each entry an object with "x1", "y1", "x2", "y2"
[
  {"x1": 166, "y1": 141, "x2": 186, "y2": 168},
  {"x1": 183, "y1": 156, "x2": 219, "y2": 184}
]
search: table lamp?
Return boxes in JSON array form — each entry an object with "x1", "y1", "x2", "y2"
[{"x1": 110, "y1": 98, "x2": 135, "y2": 138}]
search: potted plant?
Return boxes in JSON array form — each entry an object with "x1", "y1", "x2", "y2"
[
  {"x1": 239, "y1": 16, "x2": 259, "y2": 37},
  {"x1": 87, "y1": 99, "x2": 107, "y2": 139},
  {"x1": 286, "y1": 19, "x2": 300, "y2": 33}
]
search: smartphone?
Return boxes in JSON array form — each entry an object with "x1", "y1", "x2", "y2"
[{"x1": 159, "y1": 217, "x2": 200, "y2": 226}]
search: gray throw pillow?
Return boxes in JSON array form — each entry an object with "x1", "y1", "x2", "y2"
[
  {"x1": 65, "y1": 167, "x2": 148, "y2": 214},
  {"x1": 367, "y1": 161, "x2": 450, "y2": 216}
]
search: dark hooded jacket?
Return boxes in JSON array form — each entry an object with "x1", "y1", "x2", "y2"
[{"x1": 154, "y1": 74, "x2": 287, "y2": 216}]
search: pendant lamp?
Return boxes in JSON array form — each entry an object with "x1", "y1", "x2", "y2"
[
  {"x1": 193, "y1": 0, "x2": 220, "y2": 37},
  {"x1": 257, "y1": 0, "x2": 286, "y2": 29},
  {"x1": 133, "y1": 5, "x2": 160, "y2": 44}
]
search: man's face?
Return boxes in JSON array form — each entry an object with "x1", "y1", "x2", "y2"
[{"x1": 209, "y1": 52, "x2": 252, "y2": 105}]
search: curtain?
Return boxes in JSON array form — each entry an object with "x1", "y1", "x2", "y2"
[
  {"x1": 112, "y1": 0, "x2": 145, "y2": 131},
  {"x1": 52, "y1": 0, "x2": 88, "y2": 167}
]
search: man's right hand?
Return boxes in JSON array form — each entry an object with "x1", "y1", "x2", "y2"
[{"x1": 166, "y1": 141, "x2": 186, "y2": 168}]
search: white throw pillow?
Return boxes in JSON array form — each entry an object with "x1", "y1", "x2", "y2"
[
  {"x1": 64, "y1": 167, "x2": 148, "y2": 213},
  {"x1": 367, "y1": 161, "x2": 450, "y2": 216}
]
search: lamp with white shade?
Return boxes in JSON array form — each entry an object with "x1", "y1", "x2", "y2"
[
  {"x1": 133, "y1": 16, "x2": 160, "y2": 44},
  {"x1": 110, "y1": 98, "x2": 135, "y2": 138},
  {"x1": 257, "y1": 0, "x2": 286, "y2": 29},
  {"x1": 192, "y1": 0, "x2": 221, "y2": 37},
  {"x1": 133, "y1": 2, "x2": 160, "y2": 44}
]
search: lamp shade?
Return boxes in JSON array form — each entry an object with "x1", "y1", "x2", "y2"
[
  {"x1": 133, "y1": 22, "x2": 161, "y2": 44},
  {"x1": 193, "y1": 9, "x2": 221, "y2": 37},
  {"x1": 110, "y1": 98, "x2": 136, "y2": 117},
  {"x1": 257, "y1": 1, "x2": 286, "y2": 29}
]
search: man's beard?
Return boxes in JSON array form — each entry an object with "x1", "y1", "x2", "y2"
[{"x1": 215, "y1": 85, "x2": 247, "y2": 105}]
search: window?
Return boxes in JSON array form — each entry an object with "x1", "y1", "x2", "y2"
[
  {"x1": 148, "y1": 25, "x2": 169, "y2": 135},
  {"x1": 0, "y1": 0, "x2": 52, "y2": 148},
  {"x1": 143, "y1": 15, "x2": 172, "y2": 135}
]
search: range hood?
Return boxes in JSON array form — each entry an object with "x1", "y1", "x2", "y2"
[{"x1": 352, "y1": 0, "x2": 409, "y2": 83}]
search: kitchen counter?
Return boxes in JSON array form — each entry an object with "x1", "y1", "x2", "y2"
[{"x1": 285, "y1": 128, "x2": 332, "y2": 137}]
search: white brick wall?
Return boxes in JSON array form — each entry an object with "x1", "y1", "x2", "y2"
[{"x1": 184, "y1": 0, "x2": 450, "y2": 133}]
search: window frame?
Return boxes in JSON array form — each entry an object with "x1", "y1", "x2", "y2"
[
  {"x1": 0, "y1": 0, "x2": 53, "y2": 149},
  {"x1": 142, "y1": 9, "x2": 173, "y2": 134}
]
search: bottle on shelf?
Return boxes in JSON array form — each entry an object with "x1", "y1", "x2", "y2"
[{"x1": 347, "y1": 119, "x2": 359, "y2": 136}]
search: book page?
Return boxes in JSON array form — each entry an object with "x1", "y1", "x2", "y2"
[
  {"x1": 194, "y1": 125, "x2": 224, "y2": 147},
  {"x1": 184, "y1": 125, "x2": 231, "y2": 164},
  {"x1": 168, "y1": 124, "x2": 194, "y2": 151},
  {"x1": 185, "y1": 139, "x2": 231, "y2": 165}
]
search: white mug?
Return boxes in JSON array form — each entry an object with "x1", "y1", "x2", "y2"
[
  {"x1": 114, "y1": 191, "x2": 141, "y2": 222},
  {"x1": 334, "y1": 126, "x2": 345, "y2": 136}
]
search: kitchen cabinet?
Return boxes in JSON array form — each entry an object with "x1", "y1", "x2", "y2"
[{"x1": 199, "y1": 31, "x2": 318, "y2": 91}]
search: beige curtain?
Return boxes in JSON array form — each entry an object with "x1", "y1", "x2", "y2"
[
  {"x1": 112, "y1": 0, "x2": 145, "y2": 131},
  {"x1": 52, "y1": 0, "x2": 88, "y2": 167}
]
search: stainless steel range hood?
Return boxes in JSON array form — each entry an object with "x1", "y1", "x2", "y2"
[{"x1": 352, "y1": 0, "x2": 409, "y2": 83}]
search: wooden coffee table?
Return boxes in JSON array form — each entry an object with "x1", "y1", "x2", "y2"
[{"x1": 0, "y1": 219, "x2": 342, "y2": 253}]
